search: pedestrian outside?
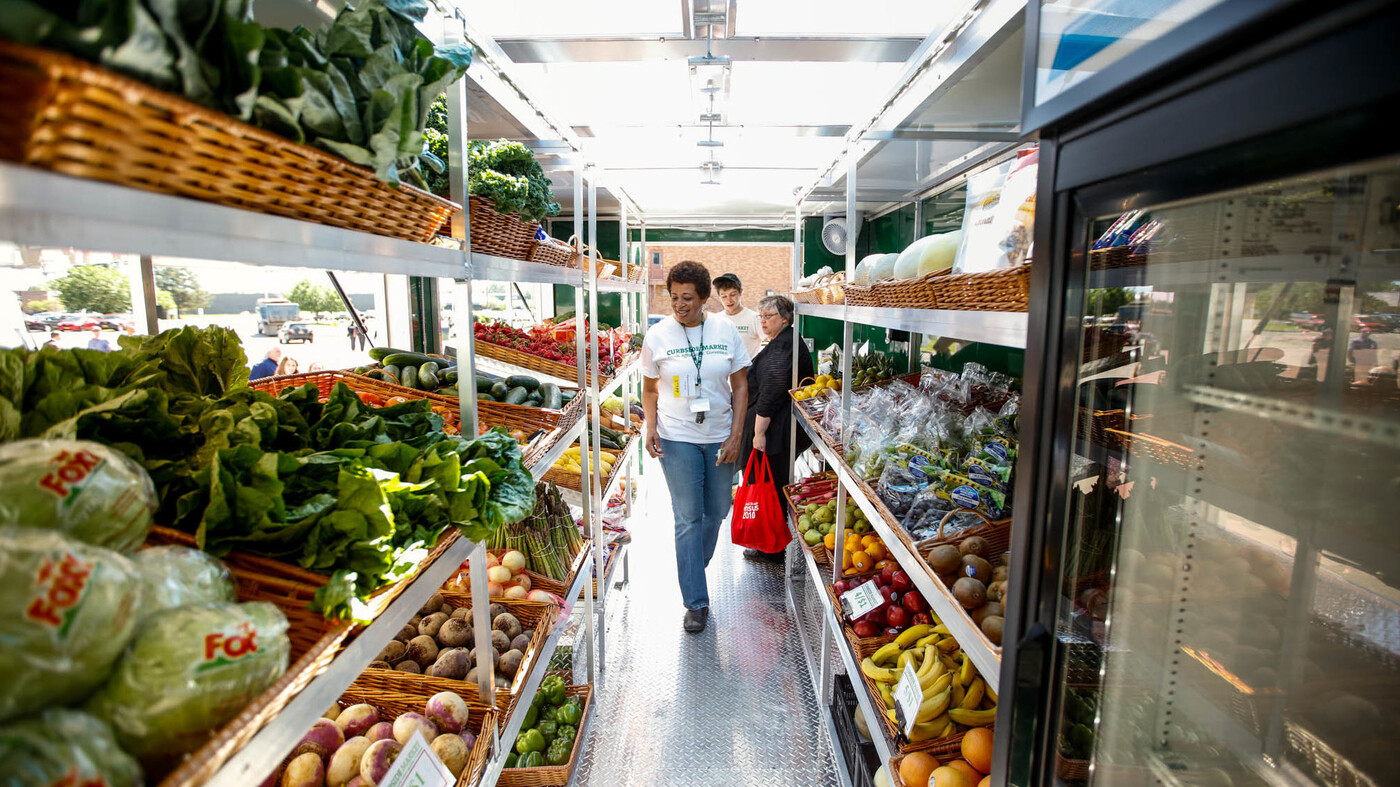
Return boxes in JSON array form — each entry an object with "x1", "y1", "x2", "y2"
[
  {"x1": 641, "y1": 260, "x2": 752, "y2": 633},
  {"x1": 276, "y1": 356, "x2": 300, "y2": 377},
  {"x1": 736, "y1": 295, "x2": 815, "y2": 564},
  {"x1": 44, "y1": 331, "x2": 60, "y2": 350},
  {"x1": 250, "y1": 347, "x2": 281, "y2": 380},
  {"x1": 86, "y1": 327, "x2": 112, "y2": 352}
]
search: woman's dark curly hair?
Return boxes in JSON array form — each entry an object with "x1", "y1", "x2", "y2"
[{"x1": 666, "y1": 261, "x2": 712, "y2": 300}]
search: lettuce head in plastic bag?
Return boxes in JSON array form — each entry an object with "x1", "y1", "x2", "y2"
[
  {"x1": 0, "y1": 708, "x2": 142, "y2": 787},
  {"x1": 85, "y1": 601, "x2": 290, "y2": 759},
  {"x1": 0, "y1": 439, "x2": 156, "y2": 554},
  {"x1": 134, "y1": 545, "x2": 236, "y2": 617},
  {"x1": 0, "y1": 527, "x2": 143, "y2": 724}
]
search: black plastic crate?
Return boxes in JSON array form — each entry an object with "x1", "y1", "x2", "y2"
[{"x1": 831, "y1": 674, "x2": 882, "y2": 787}]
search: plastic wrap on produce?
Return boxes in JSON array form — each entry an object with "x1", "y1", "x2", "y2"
[
  {"x1": 0, "y1": 439, "x2": 156, "y2": 554},
  {"x1": 0, "y1": 527, "x2": 143, "y2": 724},
  {"x1": 0, "y1": 708, "x2": 143, "y2": 787},
  {"x1": 134, "y1": 545, "x2": 237, "y2": 616}
]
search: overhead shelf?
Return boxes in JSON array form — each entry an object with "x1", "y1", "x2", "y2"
[
  {"x1": 204, "y1": 536, "x2": 476, "y2": 787},
  {"x1": 471, "y1": 252, "x2": 583, "y2": 286},
  {"x1": 797, "y1": 302, "x2": 1028, "y2": 348},
  {"x1": 0, "y1": 163, "x2": 467, "y2": 278},
  {"x1": 795, "y1": 411, "x2": 1002, "y2": 692},
  {"x1": 591, "y1": 277, "x2": 648, "y2": 294}
]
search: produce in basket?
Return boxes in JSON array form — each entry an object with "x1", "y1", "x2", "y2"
[
  {"x1": 503, "y1": 677, "x2": 581, "y2": 770},
  {"x1": 483, "y1": 481, "x2": 585, "y2": 583},
  {"x1": 0, "y1": 439, "x2": 156, "y2": 553},
  {"x1": 0, "y1": 527, "x2": 143, "y2": 724},
  {"x1": 834, "y1": 560, "x2": 930, "y2": 638},
  {"x1": 858, "y1": 619, "x2": 998, "y2": 743},
  {"x1": 369, "y1": 592, "x2": 531, "y2": 690},
  {"x1": 0, "y1": 708, "x2": 142, "y2": 787},
  {"x1": 133, "y1": 545, "x2": 236, "y2": 616}
]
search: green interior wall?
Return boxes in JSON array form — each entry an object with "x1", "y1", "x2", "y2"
[
  {"x1": 629, "y1": 227, "x2": 791, "y2": 244},
  {"x1": 549, "y1": 218, "x2": 624, "y2": 327}
]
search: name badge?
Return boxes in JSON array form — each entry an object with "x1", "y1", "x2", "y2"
[{"x1": 690, "y1": 397, "x2": 711, "y2": 413}]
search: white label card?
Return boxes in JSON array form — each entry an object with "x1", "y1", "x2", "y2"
[
  {"x1": 894, "y1": 660, "x2": 923, "y2": 738},
  {"x1": 378, "y1": 731, "x2": 454, "y2": 787},
  {"x1": 839, "y1": 579, "x2": 884, "y2": 620}
]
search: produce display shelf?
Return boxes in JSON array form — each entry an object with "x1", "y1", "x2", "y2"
[
  {"x1": 790, "y1": 509, "x2": 898, "y2": 768},
  {"x1": 591, "y1": 277, "x2": 647, "y2": 294},
  {"x1": 795, "y1": 410, "x2": 1002, "y2": 693},
  {"x1": 795, "y1": 302, "x2": 1027, "y2": 349},
  {"x1": 600, "y1": 359, "x2": 641, "y2": 398},
  {"x1": 471, "y1": 251, "x2": 584, "y2": 286},
  {"x1": 203, "y1": 536, "x2": 477, "y2": 787},
  {"x1": 0, "y1": 162, "x2": 467, "y2": 278},
  {"x1": 531, "y1": 420, "x2": 587, "y2": 481},
  {"x1": 474, "y1": 355, "x2": 580, "y2": 389},
  {"x1": 480, "y1": 549, "x2": 597, "y2": 786},
  {"x1": 782, "y1": 548, "x2": 857, "y2": 787}
]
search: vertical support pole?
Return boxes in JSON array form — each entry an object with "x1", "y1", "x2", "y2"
[
  {"x1": 587, "y1": 170, "x2": 607, "y2": 672},
  {"x1": 574, "y1": 164, "x2": 596, "y2": 684},
  {"x1": 445, "y1": 10, "x2": 477, "y2": 441},
  {"x1": 128, "y1": 254, "x2": 158, "y2": 334},
  {"x1": 620, "y1": 205, "x2": 634, "y2": 521},
  {"x1": 468, "y1": 543, "x2": 495, "y2": 708},
  {"x1": 787, "y1": 201, "x2": 802, "y2": 588}
]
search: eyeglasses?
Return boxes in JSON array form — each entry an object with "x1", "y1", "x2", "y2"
[{"x1": 759, "y1": 312, "x2": 781, "y2": 319}]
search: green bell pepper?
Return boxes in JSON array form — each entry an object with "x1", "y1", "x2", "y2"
[
  {"x1": 556, "y1": 724, "x2": 577, "y2": 746},
  {"x1": 504, "y1": 753, "x2": 518, "y2": 769},
  {"x1": 522, "y1": 703, "x2": 539, "y2": 731},
  {"x1": 546, "y1": 737, "x2": 572, "y2": 766},
  {"x1": 514, "y1": 728, "x2": 546, "y2": 755},
  {"x1": 555, "y1": 701, "x2": 583, "y2": 727},
  {"x1": 517, "y1": 751, "x2": 544, "y2": 768},
  {"x1": 539, "y1": 675, "x2": 567, "y2": 707},
  {"x1": 537, "y1": 719, "x2": 558, "y2": 747}
]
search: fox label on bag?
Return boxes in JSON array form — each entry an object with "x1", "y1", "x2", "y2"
[{"x1": 730, "y1": 450, "x2": 792, "y2": 553}]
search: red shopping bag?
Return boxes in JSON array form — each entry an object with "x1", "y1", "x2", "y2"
[{"x1": 731, "y1": 450, "x2": 792, "y2": 553}]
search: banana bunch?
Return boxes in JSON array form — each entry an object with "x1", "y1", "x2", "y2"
[
  {"x1": 859, "y1": 623, "x2": 999, "y2": 741},
  {"x1": 552, "y1": 447, "x2": 617, "y2": 474}
]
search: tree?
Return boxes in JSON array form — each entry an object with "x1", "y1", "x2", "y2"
[
  {"x1": 285, "y1": 279, "x2": 339, "y2": 316},
  {"x1": 22, "y1": 298, "x2": 62, "y2": 315},
  {"x1": 54, "y1": 265, "x2": 130, "y2": 313},
  {"x1": 154, "y1": 267, "x2": 211, "y2": 312},
  {"x1": 1086, "y1": 287, "x2": 1134, "y2": 316}
]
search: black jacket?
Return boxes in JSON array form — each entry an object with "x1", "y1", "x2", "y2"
[{"x1": 739, "y1": 326, "x2": 815, "y2": 492}]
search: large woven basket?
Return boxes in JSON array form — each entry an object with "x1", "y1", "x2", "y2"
[
  {"x1": 626, "y1": 263, "x2": 647, "y2": 284},
  {"x1": 0, "y1": 42, "x2": 457, "y2": 244},
  {"x1": 470, "y1": 195, "x2": 540, "y2": 261},
  {"x1": 149, "y1": 526, "x2": 463, "y2": 786},
  {"x1": 541, "y1": 435, "x2": 634, "y2": 494},
  {"x1": 334, "y1": 684, "x2": 498, "y2": 787},
  {"x1": 843, "y1": 283, "x2": 878, "y2": 308},
  {"x1": 475, "y1": 340, "x2": 620, "y2": 388},
  {"x1": 783, "y1": 479, "x2": 834, "y2": 567},
  {"x1": 855, "y1": 637, "x2": 978, "y2": 757},
  {"x1": 529, "y1": 237, "x2": 576, "y2": 267},
  {"x1": 872, "y1": 270, "x2": 946, "y2": 310},
  {"x1": 497, "y1": 684, "x2": 593, "y2": 787},
  {"x1": 914, "y1": 510, "x2": 1010, "y2": 657},
  {"x1": 932, "y1": 265, "x2": 1031, "y2": 311}
]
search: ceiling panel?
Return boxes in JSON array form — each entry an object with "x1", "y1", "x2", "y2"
[
  {"x1": 458, "y1": 0, "x2": 683, "y2": 38},
  {"x1": 735, "y1": 0, "x2": 970, "y2": 37}
]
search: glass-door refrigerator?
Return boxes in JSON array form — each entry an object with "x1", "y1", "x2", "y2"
[{"x1": 1001, "y1": 3, "x2": 1400, "y2": 786}]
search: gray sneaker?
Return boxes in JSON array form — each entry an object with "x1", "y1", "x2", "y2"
[{"x1": 683, "y1": 606, "x2": 709, "y2": 633}]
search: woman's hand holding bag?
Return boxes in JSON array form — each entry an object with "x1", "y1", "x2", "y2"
[{"x1": 730, "y1": 450, "x2": 791, "y2": 553}]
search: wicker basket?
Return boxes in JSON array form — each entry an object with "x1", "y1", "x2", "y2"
[
  {"x1": 626, "y1": 263, "x2": 647, "y2": 284},
  {"x1": 541, "y1": 435, "x2": 634, "y2": 494},
  {"x1": 334, "y1": 685, "x2": 498, "y2": 787},
  {"x1": 856, "y1": 637, "x2": 978, "y2": 757},
  {"x1": 819, "y1": 273, "x2": 847, "y2": 305},
  {"x1": 470, "y1": 196, "x2": 540, "y2": 261},
  {"x1": 791, "y1": 287, "x2": 823, "y2": 305},
  {"x1": 1106, "y1": 429, "x2": 1194, "y2": 469},
  {"x1": 1088, "y1": 246, "x2": 1137, "y2": 270},
  {"x1": 475, "y1": 340, "x2": 621, "y2": 388},
  {"x1": 497, "y1": 684, "x2": 593, "y2": 787},
  {"x1": 149, "y1": 526, "x2": 462, "y2": 786},
  {"x1": 914, "y1": 509, "x2": 1010, "y2": 657},
  {"x1": 872, "y1": 270, "x2": 946, "y2": 310},
  {"x1": 0, "y1": 42, "x2": 457, "y2": 244},
  {"x1": 782, "y1": 479, "x2": 834, "y2": 566},
  {"x1": 1056, "y1": 754, "x2": 1092, "y2": 781},
  {"x1": 826, "y1": 572, "x2": 896, "y2": 651},
  {"x1": 530, "y1": 237, "x2": 576, "y2": 267},
  {"x1": 932, "y1": 265, "x2": 1031, "y2": 311},
  {"x1": 358, "y1": 598, "x2": 559, "y2": 715},
  {"x1": 843, "y1": 283, "x2": 878, "y2": 308}
]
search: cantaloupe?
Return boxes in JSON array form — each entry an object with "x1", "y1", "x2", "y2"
[{"x1": 871, "y1": 253, "x2": 900, "y2": 282}]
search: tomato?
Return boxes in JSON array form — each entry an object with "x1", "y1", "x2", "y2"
[
  {"x1": 357, "y1": 392, "x2": 384, "y2": 406},
  {"x1": 386, "y1": 396, "x2": 409, "y2": 406}
]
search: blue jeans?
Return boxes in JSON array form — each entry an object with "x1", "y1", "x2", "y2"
[{"x1": 657, "y1": 438, "x2": 735, "y2": 610}]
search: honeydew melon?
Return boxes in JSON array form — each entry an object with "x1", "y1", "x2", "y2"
[
  {"x1": 854, "y1": 254, "x2": 883, "y2": 286},
  {"x1": 893, "y1": 230, "x2": 961, "y2": 280},
  {"x1": 870, "y1": 253, "x2": 900, "y2": 282}
]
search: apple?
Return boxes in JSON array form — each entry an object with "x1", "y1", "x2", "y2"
[
  {"x1": 881, "y1": 565, "x2": 898, "y2": 585},
  {"x1": 853, "y1": 620, "x2": 880, "y2": 638},
  {"x1": 903, "y1": 592, "x2": 928, "y2": 614},
  {"x1": 911, "y1": 611, "x2": 933, "y2": 626},
  {"x1": 834, "y1": 579, "x2": 852, "y2": 595},
  {"x1": 886, "y1": 605, "x2": 910, "y2": 628},
  {"x1": 884, "y1": 626, "x2": 905, "y2": 638},
  {"x1": 880, "y1": 586, "x2": 898, "y2": 604},
  {"x1": 862, "y1": 606, "x2": 888, "y2": 626},
  {"x1": 890, "y1": 570, "x2": 913, "y2": 593}
]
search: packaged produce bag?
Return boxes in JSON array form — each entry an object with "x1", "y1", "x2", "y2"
[
  {"x1": 0, "y1": 527, "x2": 143, "y2": 724},
  {"x1": 731, "y1": 450, "x2": 791, "y2": 553},
  {"x1": 0, "y1": 439, "x2": 156, "y2": 554},
  {"x1": 85, "y1": 601, "x2": 290, "y2": 760},
  {"x1": 0, "y1": 708, "x2": 143, "y2": 787},
  {"x1": 134, "y1": 545, "x2": 236, "y2": 618}
]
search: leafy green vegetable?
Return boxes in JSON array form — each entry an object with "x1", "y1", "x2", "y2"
[
  {"x1": 0, "y1": 709, "x2": 143, "y2": 787},
  {"x1": 466, "y1": 139, "x2": 561, "y2": 222}
]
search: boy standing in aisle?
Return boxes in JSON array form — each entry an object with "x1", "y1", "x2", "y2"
[{"x1": 712, "y1": 274, "x2": 763, "y2": 359}]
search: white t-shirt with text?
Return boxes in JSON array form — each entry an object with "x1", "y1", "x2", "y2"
[
  {"x1": 641, "y1": 315, "x2": 751, "y2": 444},
  {"x1": 713, "y1": 307, "x2": 763, "y2": 359}
]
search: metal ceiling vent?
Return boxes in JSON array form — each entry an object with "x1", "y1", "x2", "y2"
[{"x1": 821, "y1": 212, "x2": 860, "y2": 255}]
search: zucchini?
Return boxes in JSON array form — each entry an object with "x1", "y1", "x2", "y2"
[
  {"x1": 364, "y1": 369, "x2": 387, "y2": 382},
  {"x1": 539, "y1": 383, "x2": 562, "y2": 410},
  {"x1": 527, "y1": 391, "x2": 543, "y2": 403},
  {"x1": 475, "y1": 375, "x2": 497, "y2": 392},
  {"x1": 477, "y1": 392, "x2": 494, "y2": 401},
  {"x1": 382, "y1": 364, "x2": 400, "y2": 381},
  {"x1": 420, "y1": 361, "x2": 439, "y2": 377},
  {"x1": 442, "y1": 371, "x2": 458, "y2": 385},
  {"x1": 506, "y1": 375, "x2": 540, "y2": 391},
  {"x1": 382, "y1": 351, "x2": 439, "y2": 368},
  {"x1": 503, "y1": 386, "x2": 529, "y2": 405},
  {"x1": 400, "y1": 365, "x2": 419, "y2": 390},
  {"x1": 437, "y1": 388, "x2": 459, "y2": 398},
  {"x1": 559, "y1": 389, "x2": 577, "y2": 403},
  {"x1": 418, "y1": 369, "x2": 439, "y2": 389},
  {"x1": 489, "y1": 382, "x2": 509, "y2": 400},
  {"x1": 521, "y1": 400, "x2": 540, "y2": 408},
  {"x1": 368, "y1": 346, "x2": 411, "y2": 362},
  {"x1": 353, "y1": 366, "x2": 370, "y2": 374},
  {"x1": 599, "y1": 433, "x2": 623, "y2": 451}
]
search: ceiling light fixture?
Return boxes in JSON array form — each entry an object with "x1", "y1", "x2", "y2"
[{"x1": 700, "y1": 157, "x2": 723, "y2": 185}]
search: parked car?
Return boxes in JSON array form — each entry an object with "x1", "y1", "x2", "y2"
[
  {"x1": 1371, "y1": 314, "x2": 1400, "y2": 332},
  {"x1": 278, "y1": 322, "x2": 315, "y2": 344},
  {"x1": 56, "y1": 315, "x2": 99, "y2": 331},
  {"x1": 1352, "y1": 314, "x2": 1387, "y2": 333},
  {"x1": 98, "y1": 314, "x2": 129, "y2": 330},
  {"x1": 1292, "y1": 313, "x2": 1326, "y2": 330},
  {"x1": 24, "y1": 318, "x2": 47, "y2": 332}
]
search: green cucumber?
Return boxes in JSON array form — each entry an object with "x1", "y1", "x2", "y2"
[
  {"x1": 382, "y1": 364, "x2": 401, "y2": 381},
  {"x1": 437, "y1": 387, "x2": 459, "y2": 398},
  {"x1": 418, "y1": 369, "x2": 439, "y2": 389},
  {"x1": 382, "y1": 352, "x2": 439, "y2": 368},
  {"x1": 559, "y1": 389, "x2": 577, "y2": 403},
  {"x1": 475, "y1": 375, "x2": 497, "y2": 392},
  {"x1": 506, "y1": 375, "x2": 540, "y2": 391},
  {"x1": 539, "y1": 383, "x2": 562, "y2": 410},
  {"x1": 368, "y1": 346, "x2": 410, "y2": 362},
  {"x1": 503, "y1": 386, "x2": 529, "y2": 405},
  {"x1": 420, "y1": 361, "x2": 439, "y2": 376},
  {"x1": 400, "y1": 365, "x2": 419, "y2": 390},
  {"x1": 477, "y1": 392, "x2": 494, "y2": 401},
  {"x1": 489, "y1": 382, "x2": 509, "y2": 400}
]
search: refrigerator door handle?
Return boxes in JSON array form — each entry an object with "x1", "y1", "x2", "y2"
[{"x1": 1002, "y1": 622, "x2": 1052, "y2": 785}]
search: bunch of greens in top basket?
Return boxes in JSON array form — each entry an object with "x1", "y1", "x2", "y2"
[{"x1": 468, "y1": 139, "x2": 561, "y2": 222}]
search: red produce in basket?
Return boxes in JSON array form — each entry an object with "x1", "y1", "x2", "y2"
[
  {"x1": 880, "y1": 564, "x2": 898, "y2": 585},
  {"x1": 852, "y1": 620, "x2": 880, "y2": 638},
  {"x1": 890, "y1": 570, "x2": 913, "y2": 593},
  {"x1": 903, "y1": 592, "x2": 929, "y2": 614},
  {"x1": 833, "y1": 579, "x2": 852, "y2": 595},
  {"x1": 911, "y1": 612, "x2": 933, "y2": 626},
  {"x1": 886, "y1": 605, "x2": 910, "y2": 628},
  {"x1": 884, "y1": 626, "x2": 906, "y2": 638}
]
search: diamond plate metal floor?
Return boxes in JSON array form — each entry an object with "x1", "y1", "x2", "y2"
[{"x1": 568, "y1": 455, "x2": 840, "y2": 787}]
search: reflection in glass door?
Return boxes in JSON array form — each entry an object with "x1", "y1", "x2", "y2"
[{"x1": 1052, "y1": 156, "x2": 1400, "y2": 786}]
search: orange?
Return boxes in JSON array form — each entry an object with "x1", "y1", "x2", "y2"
[
  {"x1": 861, "y1": 534, "x2": 880, "y2": 547},
  {"x1": 947, "y1": 760, "x2": 981, "y2": 784},
  {"x1": 875, "y1": 559, "x2": 892, "y2": 570},
  {"x1": 961, "y1": 727, "x2": 994, "y2": 774},
  {"x1": 978, "y1": 778, "x2": 990, "y2": 787},
  {"x1": 898, "y1": 752, "x2": 939, "y2": 787},
  {"x1": 852, "y1": 550, "x2": 873, "y2": 572},
  {"x1": 930, "y1": 765, "x2": 974, "y2": 787},
  {"x1": 866, "y1": 542, "x2": 888, "y2": 561}
]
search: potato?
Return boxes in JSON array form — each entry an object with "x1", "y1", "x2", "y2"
[
  {"x1": 510, "y1": 633, "x2": 531, "y2": 652},
  {"x1": 490, "y1": 630, "x2": 511, "y2": 653},
  {"x1": 406, "y1": 635, "x2": 439, "y2": 667},
  {"x1": 437, "y1": 618, "x2": 472, "y2": 648},
  {"x1": 492, "y1": 613, "x2": 522, "y2": 641}
]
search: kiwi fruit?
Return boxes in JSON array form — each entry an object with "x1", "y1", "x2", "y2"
[
  {"x1": 961, "y1": 555, "x2": 995, "y2": 583},
  {"x1": 981, "y1": 615, "x2": 1004, "y2": 646},
  {"x1": 928, "y1": 545, "x2": 962, "y2": 575},
  {"x1": 953, "y1": 577, "x2": 987, "y2": 609},
  {"x1": 959, "y1": 536, "x2": 990, "y2": 557},
  {"x1": 992, "y1": 565, "x2": 1010, "y2": 583},
  {"x1": 970, "y1": 601, "x2": 1003, "y2": 625}
]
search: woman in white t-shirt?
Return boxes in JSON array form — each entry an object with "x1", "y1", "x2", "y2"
[{"x1": 641, "y1": 261, "x2": 752, "y2": 633}]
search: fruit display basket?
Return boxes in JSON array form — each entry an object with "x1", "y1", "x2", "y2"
[
  {"x1": 915, "y1": 510, "x2": 1011, "y2": 657},
  {"x1": 871, "y1": 270, "x2": 945, "y2": 310},
  {"x1": 825, "y1": 571, "x2": 897, "y2": 652},
  {"x1": 784, "y1": 472, "x2": 840, "y2": 565},
  {"x1": 0, "y1": 42, "x2": 458, "y2": 244},
  {"x1": 855, "y1": 639, "x2": 974, "y2": 757},
  {"x1": 470, "y1": 195, "x2": 541, "y2": 261},
  {"x1": 333, "y1": 682, "x2": 499, "y2": 787},
  {"x1": 497, "y1": 684, "x2": 593, "y2": 787},
  {"x1": 475, "y1": 340, "x2": 631, "y2": 389},
  {"x1": 541, "y1": 433, "x2": 636, "y2": 495},
  {"x1": 843, "y1": 282, "x2": 878, "y2": 307},
  {"x1": 357, "y1": 598, "x2": 559, "y2": 716},
  {"x1": 146, "y1": 526, "x2": 463, "y2": 786},
  {"x1": 529, "y1": 237, "x2": 576, "y2": 267}
]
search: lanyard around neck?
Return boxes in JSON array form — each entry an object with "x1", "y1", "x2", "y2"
[{"x1": 681, "y1": 317, "x2": 704, "y2": 375}]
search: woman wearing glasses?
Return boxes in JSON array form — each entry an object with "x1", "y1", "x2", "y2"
[{"x1": 737, "y1": 295, "x2": 815, "y2": 564}]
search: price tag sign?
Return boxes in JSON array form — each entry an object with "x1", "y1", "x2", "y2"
[
  {"x1": 839, "y1": 579, "x2": 885, "y2": 620},
  {"x1": 893, "y1": 660, "x2": 923, "y2": 738},
  {"x1": 378, "y1": 731, "x2": 454, "y2": 787}
]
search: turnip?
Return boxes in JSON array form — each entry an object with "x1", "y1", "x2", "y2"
[
  {"x1": 459, "y1": 730, "x2": 477, "y2": 750},
  {"x1": 487, "y1": 565, "x2": 513, "y2": 584},
  {"x1": 430, "y1": 733, "x2": 471, "y2": 777},
  {"x1": 424, "y1": 691, "x2": 470, "y2": 734},
  {"x1": 365, "y1": 722, "x2": 395, "y2": 743},
  {"x1": 359, "y1": 739, "x2": 403, "y2": 786},
  {"x1": 292, "y1": 718, "x2": 345, "y2": 762},
  {"x1": 345, "y1": 780, "x2": 364, "y2": 787},
  {"x1": 282, "y1": 752, "x2": 325, "y2": 787},
  {"x1": 437, "y1": 617, "x2": 472, "y2": 647},
  {"x1": 392, "y1": 712, "x2": 438, "y2": 745},
  {"x1": 501, "y1": 551, "x2": 527, "y2": 574},
  {"x1": 486, "y1": 552, "x2": 500, "y2": 569},
  {"x1": 516, "y1": 573, "x2": 532, "y2": 592},
  {"x1": 487, "y1": 581, "x2": 505, "y2": 597},
  {"x1": 324, "y1": 705, "x2": 341, "y2": 722},
  {"x1": 327, "y1": 737, "x2": 371, "y2": 787},
  {"x1": 335, "y1": 705, "x2": 379, "y2": 738},
  {"x1": 526, "y1": 589, "x2": 556, "y2": 605}
]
